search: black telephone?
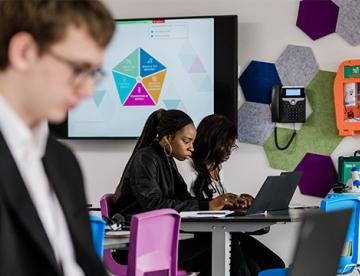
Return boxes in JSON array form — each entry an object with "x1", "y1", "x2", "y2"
[
  {"x1": 271, "y1": 85, "x2": 306, "y2": 123},
  {"x1": 271, "y1": 85, "x2": 306, "y2": 150}
]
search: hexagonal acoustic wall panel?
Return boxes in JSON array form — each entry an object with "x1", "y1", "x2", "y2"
[
  {"x1": 295, "y1": 153, "x2": 337, "y2": 197},
  {"x1": 336, "y1": 0, "x2": 360, "y2": 46},
  {"x1": 264, "y1": 71, "x2": 343, "y2": 171},
  {"x1": 239, "y1": 61, "x2": 281, "y2": 104},
  {"x1": 296, "y1": 0, "x2": 339, "y2": 40},
  {"x1": 332, "y1": 0, "x2": 346, "y2": 8},
  {"x1": 237, "y1": 102, "x2": 275, "y2": 145},
  {"x1": 275, "y1": 45, "x2": 319, "y2": 86}
]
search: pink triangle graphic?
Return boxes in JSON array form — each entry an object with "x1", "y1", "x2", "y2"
[
  {"x1": 124, "y1": 83, "x2": 155, "y2": 106},
  {"x1": 189, "y1": 57, "x2": 206, "y2": 73}
]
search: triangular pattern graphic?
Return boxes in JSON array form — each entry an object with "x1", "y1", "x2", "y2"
[
  {"x1": 140, "y1": 48, "x2": 166, "y2": 78},
  {"x1": 142, "y1": 70, "x2": 167, "y2": 104},
  {"x1": 112, "y1": 48, "x2": 139, "y2": 78},
  {"x1": 163, "y1": 99, "x2": 181, "y2": 109},
  {"x1": 178, "y1": 41, "x2": 197, "y2": 71},
  {"x1": 93, "y1": 90, "x2": 106, "y2": 107},
  {"x1": 189, "y1": 57, "x2": 206, "y2": 73},
  {"x1": 124, "y1": 83, "x2": 155, "y2": 106},
  {"x1": 112, "y1": 71, "x2": 137, "y2": 104},
  {"x1": 178, "y1": 53, "x2": 196, "y2": 71}
]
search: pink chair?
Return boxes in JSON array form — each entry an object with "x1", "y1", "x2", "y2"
[{"x1": 100, "y1": 194, "x2": 187, "y2": 276}]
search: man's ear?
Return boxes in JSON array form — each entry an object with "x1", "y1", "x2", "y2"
[{"x1": 8, "y1": 32, "x2": 38, "y2": 71}]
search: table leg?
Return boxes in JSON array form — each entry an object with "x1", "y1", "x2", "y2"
[{"x1": 211, "y1": 227, "x2": 231, "y2": 276}]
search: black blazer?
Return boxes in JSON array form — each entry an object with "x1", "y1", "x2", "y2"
[
  {"x1": 0, "y1": 132, "x2": 106, "y2": 276},
  {"x1": 113, "y1": 142, "x2": 208, "y2": 220}
]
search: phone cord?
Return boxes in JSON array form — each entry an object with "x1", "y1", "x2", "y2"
[{"x1": 274, "y1": 126, "x2": 297, "y2": 150}]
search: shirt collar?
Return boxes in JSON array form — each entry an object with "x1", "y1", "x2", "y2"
[{"x1": 0, "y1": 96, "x2": 49, "y2": 158}]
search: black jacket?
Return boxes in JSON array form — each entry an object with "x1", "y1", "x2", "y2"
[
  {"x1": 113, "y1": 142, "x2": 208, "y2": 219},
  {"x1": 0, "y1": 132, "x2": 106, "y2": 276}
]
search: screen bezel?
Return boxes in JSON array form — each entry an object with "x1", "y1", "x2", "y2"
[{"x1": 50, "y1": 15, "x2": 238, "y2": 139}]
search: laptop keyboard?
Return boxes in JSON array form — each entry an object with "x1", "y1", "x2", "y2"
[{"x1": 227, "y1": 208, "x2": 249, "y2": 216}]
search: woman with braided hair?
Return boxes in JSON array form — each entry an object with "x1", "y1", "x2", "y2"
[{"x1": 112, "y1": 109, "x2": 244, "y2": 275}]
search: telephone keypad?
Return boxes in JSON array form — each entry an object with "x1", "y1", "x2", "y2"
[{"x1": 280, "y1": 100, "x2": 305, "y2": 123}]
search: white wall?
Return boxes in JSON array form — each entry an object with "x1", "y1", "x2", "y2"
[{"x1": 63, "y1": 0, "x2": 360, "y2": 266}]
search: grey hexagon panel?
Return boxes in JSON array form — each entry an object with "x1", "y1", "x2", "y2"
[
  {"x1": 332, "y1": 0, "x2": 347, "y2": 8},
  {"x1": 275, "y1": 45, "x2": 319, "y2": 86},
  {"x1": 237, "y1": 101, "x2": 275, "y2": 145},
  {"x1": 335, "y1": 0, "x2": 360, "y2": 46}
]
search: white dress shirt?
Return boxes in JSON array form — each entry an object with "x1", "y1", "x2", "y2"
[{"x1": 0, "y1": 97, "x2": 84, "y2": 276}]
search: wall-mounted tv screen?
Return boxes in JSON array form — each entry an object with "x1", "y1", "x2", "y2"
[{"x1": 50, "y1": 15, "x2": 238, "y2": 139}]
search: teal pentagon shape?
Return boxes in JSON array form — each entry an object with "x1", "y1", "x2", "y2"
[{"x1": 264, "y1": 71, "x2": 343, "y2": 171}]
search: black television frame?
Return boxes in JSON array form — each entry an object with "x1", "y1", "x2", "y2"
[{"x1": 50, "y1": 15, "x2": 238, "y2": 139}]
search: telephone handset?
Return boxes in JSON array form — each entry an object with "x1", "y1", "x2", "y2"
[
  {"x1": 271, "y1": 85, "x2": 306, "y2": 123},
  {"x1": 271, "y1": 85, "x2": 306, "y2": 150}
]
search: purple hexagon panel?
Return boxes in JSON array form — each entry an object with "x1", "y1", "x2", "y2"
[
  {"x1": 295, "y1": 153, "x2": 337, "y2": 197},
  {"x1": 297, "y1": 0, "x2": 339, "y2": 40}
]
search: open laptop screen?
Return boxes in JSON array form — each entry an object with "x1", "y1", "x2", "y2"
[{"x1": 289, "y1": 209, "x2": 352, "y2": 276}]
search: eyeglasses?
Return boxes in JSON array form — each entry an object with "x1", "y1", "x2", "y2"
[
  {"x1": 222, "y1": 142, "x2": 239, "y2": 155},
  {"x1": 228, "y1": 143, "x2": 239, "y2": 153},
  {"x1": 46, "y1": 49, "x2": 105, "y2": 87}
]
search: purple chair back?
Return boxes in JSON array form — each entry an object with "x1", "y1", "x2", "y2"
[
  {"x1": 99, "y1": 194, "x2": 186, "y2": 276},
  {"x1": 127, "y1": 209, "x2": 181, "y2": 276},
  {"x1": 100, "y1": 193, "x2": 113, "y2": 219},
  {"x1": 100, "y1": 193, "x2": 127, "y2": 275}
]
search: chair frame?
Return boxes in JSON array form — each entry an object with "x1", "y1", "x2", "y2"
[{"x1": 100, "y1": 193, "x2": 186, "y2": 276}]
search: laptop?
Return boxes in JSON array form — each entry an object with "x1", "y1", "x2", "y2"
[
  {"x1": 231, "y1": 171, "x2": 302, "y2": 216},
  {"x1": 289, "y1": 209, "x2": 352, "y2": 276}
]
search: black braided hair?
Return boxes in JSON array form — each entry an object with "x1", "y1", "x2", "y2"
[{"x1": 114, "y1": 109, "x2": 193, "y2": 200}]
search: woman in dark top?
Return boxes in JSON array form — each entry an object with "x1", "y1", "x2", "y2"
[
  {"x1": 113, "y1": 109, "x2": 242, "y2": 275},
  {"x1": 190, "y1": 114, "x2": 285, "y2": 276}
]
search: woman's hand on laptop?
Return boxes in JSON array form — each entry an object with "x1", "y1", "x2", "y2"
[
  {"x1": 239, "y1": 193, "x2": 254, "y2": 208},
  {"x1": 209, "y1": 193, "x2": 241, "y2": 210}
]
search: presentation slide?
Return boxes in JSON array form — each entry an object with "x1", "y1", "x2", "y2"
[{"x1": 68, "y1": 18, "x2": 214, "y2": 137}]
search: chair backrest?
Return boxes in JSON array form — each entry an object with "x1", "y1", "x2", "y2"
[
  {"x1": 100, "y1": 194, "x2": 182, "y2": 276},
  {"x1": 100, "y1": 193, "x2": 127, "y2": 275},
  {"x1": 100, "y1": 193, "x2": 113, "y2": 219},
  {"x1": 89, "y1": 215, "x2": 106, "y2": 259},
  {"x1": 320, "y1": 194, "x2": 360, "y2": 274},
  {"x1": 127, "y1": 208, "x2": 181, "y2": 276}
]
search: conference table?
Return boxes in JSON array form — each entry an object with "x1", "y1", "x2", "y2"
[{"x1": 180, "y1": 208, "x2": 320, "y2": 276}]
